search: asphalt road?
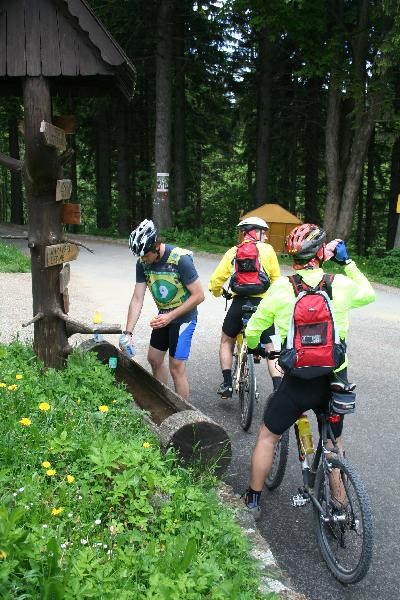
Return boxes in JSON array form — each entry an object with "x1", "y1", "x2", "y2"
[{"x1": 2, "y1": 229, "x2": 400, "y2": 599}]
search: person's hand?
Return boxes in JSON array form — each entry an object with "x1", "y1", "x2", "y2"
[
  {"x1": 150, "y1": 313, "x2": 173, "y2": 329},
  {"x1": 247, "y1": 343, "x2": 266, "y2": 357},
  {"x1": 325, "y1": 239, "x2": 350, "y2": 265},
  {"x1": 222, "y1": 288, "x2": 233, "y2": 300}
]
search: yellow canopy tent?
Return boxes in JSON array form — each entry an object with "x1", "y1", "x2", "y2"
[{"x1": 240, "y1": 203, "x2": 302, "y2": 252}]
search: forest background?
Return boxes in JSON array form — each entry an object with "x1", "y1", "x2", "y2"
[{"x1": 1, "y1": 0, "x2": 400, "y2": 257}]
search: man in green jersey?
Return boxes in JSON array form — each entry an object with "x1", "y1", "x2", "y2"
[{"x1": 122, "y1": 219, "x2": 204, "y2": 400}]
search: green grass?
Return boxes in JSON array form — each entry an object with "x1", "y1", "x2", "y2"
[
  {"x1": 0, "y1": 242, "x2": 30, "y2": 273},
  {"x1": 0, "y1": 342, "x2": 273, "y2": 599}
]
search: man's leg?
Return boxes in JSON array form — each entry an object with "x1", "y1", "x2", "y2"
[
  {"x1": 265, "y1": 341, "x2": 282, "y2": 390},
  {"x1": 250, "y1": 424, "x2": 281, "y2": 491},
  {"x1": 169, "y1": 357, "x2": 189, "y2": 400},
  {"x1": 218, "y1": 331, "x2": 236, "y2": 398},
  {"x1": 147, "y1": 346, "x2": 168, "y2": 384}
]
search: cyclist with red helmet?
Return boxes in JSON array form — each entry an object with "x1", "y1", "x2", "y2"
[{"x1": 242, "y1": 223, "x2": 375, "y2": 520}]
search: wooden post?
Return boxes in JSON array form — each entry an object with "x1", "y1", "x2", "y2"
[{"x1": 23, "y1": 76, "x2": 69, "y2": 368}]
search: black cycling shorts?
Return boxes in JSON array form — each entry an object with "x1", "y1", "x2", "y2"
[
  {"x1": 149, "y1": 319, "x2": 197, "y2": 360},
  {"x1": 264, "y1": 373, "x2": 344, "y2": 439},
  {"x1": 222, "y1": 296, "x2": 275, "y2": 342}
]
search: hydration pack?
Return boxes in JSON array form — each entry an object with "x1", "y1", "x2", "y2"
[
  {"x1": 230, "y1": 241, "x2": 270, "y2": 296},
  {"x1": 278, "y1": 274, "x2": 346, "y2": 379}
]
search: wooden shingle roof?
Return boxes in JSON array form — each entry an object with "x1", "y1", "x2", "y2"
[{"x1": 0, "y1": 0, "x2": 136, "y2": 99}]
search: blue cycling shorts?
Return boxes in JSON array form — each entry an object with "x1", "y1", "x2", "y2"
[{"x1": 150, "y1": 319, "x2": 197, "y2": 360}]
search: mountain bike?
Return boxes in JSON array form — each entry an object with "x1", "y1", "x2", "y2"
[
  {"x1": 231, "y1": 300, "x2": 260, "y2": 431},
  {"x1": 265, "y1": 395, "x2": 373, "y2": 584}
]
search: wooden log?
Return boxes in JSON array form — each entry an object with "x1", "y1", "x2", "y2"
[{"x1": 83, "y1": 340, "x2": 231, "y2": 475}]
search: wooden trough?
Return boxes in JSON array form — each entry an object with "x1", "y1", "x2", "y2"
[{"x1": 84, "y1": 340, "x2": 232, "y2": 476}]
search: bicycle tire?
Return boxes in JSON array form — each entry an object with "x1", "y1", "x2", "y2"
[
  {"x1": 239, "y1": 352, "x2": 255, "y2": 431},
  {"x1": 313, "y1": 456, "x2": 373, "y2": 584}
]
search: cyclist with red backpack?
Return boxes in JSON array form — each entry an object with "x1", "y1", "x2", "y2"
[
  {"x1": 209, "y1": 217, "x2": 281, "y2": 399},
  {"x1": 243, "y1": 223, "x2": 375, "y2": 520}
]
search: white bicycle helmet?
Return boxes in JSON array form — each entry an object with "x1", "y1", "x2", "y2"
[
  {"x1": 237, "y1": 216, "x2": 269, "y2": 231},
  {"x1": 128, "y1": 219, "x2": 158, "y2": 256}
]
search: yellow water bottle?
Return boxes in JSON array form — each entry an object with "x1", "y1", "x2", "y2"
[
  {"x1": 93, "y1": 311, "x2": 103, "y2": 343},
  {"x1": 296, "y1": 414, "x2": 314, "y2": 455}
]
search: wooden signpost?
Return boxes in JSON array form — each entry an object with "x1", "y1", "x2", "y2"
[
  {"x1": 56, "y1": 179, "x2": 72, "y2": 201},
  {"x1": 40, "y1": 120, "x2": 67, "y2": 152},
  {"x1": 45, "y1": 243, "x2": 79, "y2": 268}
]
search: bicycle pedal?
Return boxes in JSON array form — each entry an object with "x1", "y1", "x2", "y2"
[{"x1": 291, "y1": 493, "x2": 310, "y2": 507}]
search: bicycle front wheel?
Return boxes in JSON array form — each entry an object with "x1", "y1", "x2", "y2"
[
  {"x1": 239, "y1": 352, "x2": 255, "y2": 431},
  {"x1": 313, "y1": 456, "x2": 373, "y2": 584}
]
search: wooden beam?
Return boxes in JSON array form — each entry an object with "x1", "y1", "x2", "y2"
[{"x1": 0, "y1": 151, "x2": 23, "y2": 171}]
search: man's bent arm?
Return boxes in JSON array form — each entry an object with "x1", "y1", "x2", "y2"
[
  {"x1": 125, "y1": 282, "x2": 147, "y2": 333},
  {"x1": 166, "y1": 278, "x2": 205, "y2": 321}
]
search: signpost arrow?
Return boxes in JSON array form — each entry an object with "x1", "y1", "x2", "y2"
[
  {"x1": 45, "y1": 243, "x2": 79, "y2": 268},
  {"x1": 40, "y1": 121, "x2": 67, "y2": 152}
]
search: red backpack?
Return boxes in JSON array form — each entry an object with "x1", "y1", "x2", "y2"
[
  {"x1": 278, "y1": 274, "x2": 346, "y2": 379},
  {"x1": 230, "y1": 241, "x2": 270, "y2": 296}
]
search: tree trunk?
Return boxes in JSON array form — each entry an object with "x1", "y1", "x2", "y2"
[
  {"x1": 323, "y1": 84, "x2": 342, "y2": 239},
  {"x1": 335, "y1": 108, "x2": 375, "y2": 239},
  {"x1": 23, "y1": 76, "x2": 68, "y2": 369},
  {"x1": 153, "y1": 0, "x2": 174, "y2": 228},
  {"x1": 304, "y1": 79, "x2": 321, "y2": 224},
  {"x1": 116, "y1": 101, "x2": 130, "y2": 234},
  {"x1": 172, "y1": 3, "x2": 186, "y2": 212},
  {"x1": 387, "y1": 137, "x2": 400, "y2": 249},
  {"x1": 364, "y1": 129, "x2": 375, "y2": 252},
  {"x1": 255, "y1": 26, "x2": 272, "y2": 207},
  {"x1": 8, "y1": 115, "x2": 24, "y2": 224},
  {"x1": 95, "y1": 104, "x2": 111, "y2": 230}
]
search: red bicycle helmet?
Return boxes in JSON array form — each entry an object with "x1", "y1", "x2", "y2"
[{"x1": 286, "y1": 224, "x2": 326, "y2": 268}]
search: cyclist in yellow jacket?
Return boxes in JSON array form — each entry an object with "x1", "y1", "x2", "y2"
[
  {"x1": 243, "y1": 223, "x2": 375, "y2": 520},
  {"x1": 209, "y1": 217, "x2": 281, "y2": 399}
]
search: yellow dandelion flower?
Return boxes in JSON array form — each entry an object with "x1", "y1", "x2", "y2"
[
  {"x1": 0, "y1": 550, "x2": 8, "y2": 560},
  {"x1": 15, "y1": 374, "x2": 23, "y2": 380},
  {"x1": 38, "y1": 402, "x2": 51, "y2": 412},
  {"x1": 143, "y1": 441, "x2": 151, "y2": 448},
  {"x1": 98, "y1": 405, "x2": 109, "y2": 413},
  {"x1": 0, "y1": 382, "x2": 7, "y2": 388},
  {"x1": 8, "y1": 384, "x2": 17, "y2": 391},
  {"x1": 42, "y1": 461, "x2": 51, "y2": 468},
  {"x1": 46, "y1": 469, "x2": 56, "y2": 477},
  {"x1": 66, "y1": 475, "x2": 75, "y2": 484},
  {"x1": 51, "y1": 507, "x2": 64, "y2": 516},
  {"x1": 19, "y1": 417, "x2": 32, "y2": 427},
  {"x1": 76, "y1": 399, "x2": 81, "y2": 405}
]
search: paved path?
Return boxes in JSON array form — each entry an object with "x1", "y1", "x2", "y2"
[{"x1": 1, "y1": 228, "x2": 400, "y2": 599}]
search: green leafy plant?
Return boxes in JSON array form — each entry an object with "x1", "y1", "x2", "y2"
[
  {"x1": 0, "y1": 242, "x2": 30, "y2": 273},
  {"x1": 0, "y1": 342, "x2": 271, "y2": 599}
]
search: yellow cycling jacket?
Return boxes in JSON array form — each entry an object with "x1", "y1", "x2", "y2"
[
  {"x1": 246, "y1": 261, "x2": 375, "y2": 350},
  {"x1": 208, "y1": 241, "x2": 281, "y2": 298}
]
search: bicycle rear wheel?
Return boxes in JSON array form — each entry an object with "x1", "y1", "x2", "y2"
[
  {"x1": 313, "y1": 456, "x2": 373, "y2": 584},
  {"x1": 264, "y1": 393, "x2": 289, "y2": 490},
  {"x1": 239, "y1": 352, "x2": 255, "y2": 431}
]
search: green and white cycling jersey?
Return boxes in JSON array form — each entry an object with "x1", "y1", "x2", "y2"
[{"x1": 136, "y1": 245, "x2": 199, "y2": 323}]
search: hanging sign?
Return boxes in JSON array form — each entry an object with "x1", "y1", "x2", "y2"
[
  {"x1": 45, "y1": 243, "x2": 79, "y2": 267},
  {"x1": 156, "y1": 172, "x2": 169, "y2": 192},
  {"x1": 40, "y1": 121, "x2": 67, "y2": 151},
  {"x1": 56, "y1": 179, "x2": 72, "y2": 201}
]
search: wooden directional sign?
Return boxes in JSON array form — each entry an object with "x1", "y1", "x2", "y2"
[
  {"x1": 40, "y1": 120, "x2": 67, "y2": 152},
  {"x1": 56, "y1": 179, "x2": 72, "y2": 201},
  {"x1": 59, "y1": 264, "x2": 71, "y2": 293},
  {"x1": 45, "y1": 243, "x2": 79, "y2": 268},
  {"x1": 62, "y1": 288, "x2": 70, "y2": 314}
]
